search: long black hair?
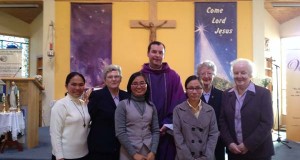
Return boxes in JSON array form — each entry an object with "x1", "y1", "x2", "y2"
[{"x1": 127, "y1": 71, "x2": 152, "y2": 105}]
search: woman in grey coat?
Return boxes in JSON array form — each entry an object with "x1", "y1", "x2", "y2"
[{"x1": 173, "y1": 75, "x2": 219, "y2": 160}]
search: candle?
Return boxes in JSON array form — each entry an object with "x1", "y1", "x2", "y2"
[
  {"x1": 17, "y1": 90, "x2": 19, "y2": 98},
  {"x1": 2, "y1": 93, "x2": 5, "y2": 109}
]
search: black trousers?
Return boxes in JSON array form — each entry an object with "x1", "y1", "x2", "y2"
[
  {"x1": 52, "y1": 154, "x2": 89, "y2": 160},
  {"x1": 88, "y1": 152, "x2": 119, "y2": 160},
  {"x1": 215, "y1": 138, "x2": 225, "y2": 160},
  {"x1": 228, "y1": 154, "x2": 272, "y2": 160}
]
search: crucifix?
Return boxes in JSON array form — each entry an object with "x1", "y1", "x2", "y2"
[{"x1": 130, "y1": 0, "x2": 176, "y2": 43}]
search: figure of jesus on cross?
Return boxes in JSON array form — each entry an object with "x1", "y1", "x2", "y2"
[
  {"x1": 138, "y1": 20, "x2": 168, "y2": 42},
  {"x1": 130, "y1": 0, "x2": 176, "y2": 43}
]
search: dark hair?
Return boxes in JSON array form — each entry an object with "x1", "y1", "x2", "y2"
[
  {"x1": 147, "y1": 41, "x2": 166, "y2": 53},
  {"x1": 65, "y1": 72, "x2": 85, "y2": 86},
  {"x1": 127, "y1": 72, "x2": 152, "y2": 105},
  {"x1": 184, "y1": 75, "x2": 200, "y2": 89}
]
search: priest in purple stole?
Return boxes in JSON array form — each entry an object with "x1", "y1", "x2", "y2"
[{"x1": 141, "y1": 41, "x2": 186, "y2": 160}]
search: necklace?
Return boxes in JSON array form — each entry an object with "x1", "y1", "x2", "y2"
[{"x1": 72, "y1": 100, "x2": 86, "y2": 128}]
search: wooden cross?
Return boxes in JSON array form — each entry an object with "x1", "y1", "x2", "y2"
[{"x1": 130, "y1": 0, "x2": 176, "y2": 43}]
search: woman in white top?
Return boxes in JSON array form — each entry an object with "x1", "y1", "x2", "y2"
[{"x1": 50, "y1": 72, "x2": 90, "y2": 160}]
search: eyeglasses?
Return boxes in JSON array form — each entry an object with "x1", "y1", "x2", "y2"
[
  {"x1": 106, "y1": 75, "x2": 121, "y2": 80},
  {"x1": 199, "y1": 72, "x2": 214, "y2": 77},
  {"x1": 131, "y1": 82, "x2": 147, "y2": 87},
  {"x1": 186, "y1": 87, "x2": 202, "y2": 92}
]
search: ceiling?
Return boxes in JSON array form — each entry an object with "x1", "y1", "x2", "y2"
[
  {"x1": 0, "y1": 0, "x2": 43, "y2": 24},
  {"x1": 0, "y1": 0, "x2": 299, "y2": 24},
  {"x1": 265, "y1": 0, "x2": 300, "y2": 24}
]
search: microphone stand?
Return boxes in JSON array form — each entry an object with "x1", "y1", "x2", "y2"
[
  {"x1": 13, "y1": 67, "x2": 22, "y2": 78},
  {"x1": 273, "y1": 63, "x2": 291, "y2": 149}
]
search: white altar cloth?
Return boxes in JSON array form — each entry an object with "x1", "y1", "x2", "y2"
[{"x1": 0, "y1": 111, "x2": 25, "y2": 141}]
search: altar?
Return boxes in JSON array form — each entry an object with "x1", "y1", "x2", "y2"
[
  {"x1": 1, "y1": 78, "x2": 44, "y2": 148},
  {"x1": 0, "y1": 111, "x2": 25, "y2": 153}
]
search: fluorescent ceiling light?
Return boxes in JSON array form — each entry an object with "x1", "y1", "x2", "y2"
[
  {"x1": 272, "y1": 2, "x2": 300, "y2": 7},
  {"x1": 0, "y1": 4, "x2": 39, "y2": 8}
]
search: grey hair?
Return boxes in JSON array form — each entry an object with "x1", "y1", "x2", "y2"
[
  {"x1": 103, "y1": 64, "x2": 122, "y2": 79},
  {"x1": 230, "y1": 58, "x2": 256, "y2": 78},
  {"x1": 196, "y1": 60, "x2": 217, "y2": 76}
]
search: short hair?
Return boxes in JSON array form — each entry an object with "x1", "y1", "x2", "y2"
[
  {"x1": 103, "y1": 64, "x2": 122, "y2": 79},
  {"x1": 147, "y1": 41, "x2": 166, "y2": 53},
  {"x1": 230, "y1": 58, "x2": 256, "y2": 78},
  {"x1": 196, "y1": 60, "x2": 217, "y2": 76}
]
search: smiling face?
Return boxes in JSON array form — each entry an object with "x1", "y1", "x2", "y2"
[
  {"x1": 65, "y1": 75, "x2": 85, "y2": 98},
  {"x1": 147, "y1": 44, "x2": 165, "y2": 69},
  {"x1": 104, "y1": 70, "x2": 121, "y2": 90},
  {"x1": 130, "y1": 75, "x2": 147, "y2": 97},
  {"x1": 198, "y1": 66, "x2": 215, "y2": 88},
  {"x1": 232, "y1": 62, "x2": 251, "y2": 90}
]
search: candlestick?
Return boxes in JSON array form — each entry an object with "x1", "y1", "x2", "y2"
[{"x1": 17, "y1": 92, "x2": 20, "y2": 112}]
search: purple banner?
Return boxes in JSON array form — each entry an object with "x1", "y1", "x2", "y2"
[
  {"x1": 195, "y1": 2, "x2": 237, "y2": 82},
  {"x1": 71, "y1": 3, "x2": 112, "y2": 88}
]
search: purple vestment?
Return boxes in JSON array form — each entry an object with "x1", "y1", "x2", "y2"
[{"x1": 141, "y1": 62, "x2": 186, "y2": 160}]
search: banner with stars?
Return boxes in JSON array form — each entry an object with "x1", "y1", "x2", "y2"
[
  {"x1": 71, "y1": 3, "x2": 112, "y2": 88},
  {"x1": 195, "y1": 2, "x2": 237, "y2": 82}
]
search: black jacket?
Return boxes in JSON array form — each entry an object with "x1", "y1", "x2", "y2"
[{"x1": 87, "y1": 86, "x2": 129, "y2": 156}]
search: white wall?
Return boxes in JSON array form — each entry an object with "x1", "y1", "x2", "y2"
[
  {"x1": 42, "y1": 0, "x2": 55, "y2": 126},
  {"x1": 252, "y1": 0, "x2": 265, "y2": 78},
  {"x1": 280, "y1": 16, "x2": 300, "y2": 37},
  {"x1": 264, "y1": 6, "x2": 281, "y2": 128},
  {"x1": 30, "y1": 13, "x2": 43, "y2": 76},
  {"x1": 0, "y1": 12, "x2": 30, "y2": 36}
]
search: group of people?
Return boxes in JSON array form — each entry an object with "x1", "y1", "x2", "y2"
[{"x1": 50, "y1": 41, "x2": 274, "y2": 160}]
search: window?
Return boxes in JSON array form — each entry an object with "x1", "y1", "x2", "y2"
[{"x1": 0, "y1": 35, "x2": 29, "y2": 77}]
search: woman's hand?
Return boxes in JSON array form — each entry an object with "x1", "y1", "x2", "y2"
[
  {"x1": 160, "y1": 125, "x2": 167, "y2": 135},
  {"x1": 237, "y1": 143, "x2": 249, "y2": 154},
  {"x1": 147, "y1": 152, "x2": 155, "y2": 160},
  {"x1": 228, "y1": 143, "x2": 242, "y2": 154},
  {"x1": 133, "y1": 153, "x2": 147, "y2": 160},
  {"x1": 82, "y1": 88, "x2": 92, "y2": 103}
]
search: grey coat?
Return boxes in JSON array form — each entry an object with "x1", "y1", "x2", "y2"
[{"x1": 173, "y1": 101, "x2": 219, "y2": 160}]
